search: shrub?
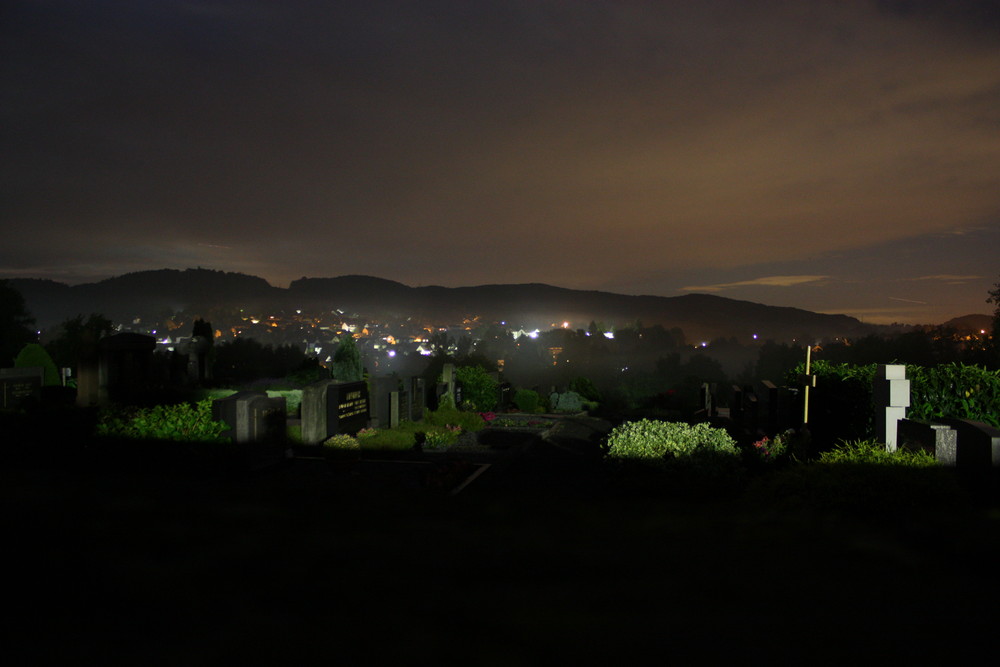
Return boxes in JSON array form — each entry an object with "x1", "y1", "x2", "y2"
[
  {"x1": 549, "y1": 390, "x2": 584, "y2": 413},
  {"x1": 455, "y1": 365, "x2": 499, "y2": 412},
  {"x1": 569, "y1": 376, "x2": 602, "y2": 402},
  {"x1": 96, "y1": 399, "x2": 228, "y2": 442},
  {"x1": 14, "y1": 343, "x2": 61, "y2": 386},
  {"x1": 513, "y1": 389, "x2": 540, "y2": 413},
  {"x1": 323, "y1": 434, "x2": 360, "y2": 450},
  {"x1": 424, "y1": 404, "x2": 486, "y2": 432},
  {"x1": 907, "y1": 363, "x2": 1000, "y2": 428},
  {"x1": 605, "y1": 419, "x2": 739, "y2": 464},
  {"x1": 748, "y1": 431, "x2": 791, "y2": 464},
  {"x1": 788, "y1": 361, "x2": 1000, "y2": 439}
]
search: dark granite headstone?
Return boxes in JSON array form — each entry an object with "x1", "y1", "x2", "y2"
[
  {"x1": 410, "y1": 377, "x2": 426, "y2": 421},
  {"x1": 213, "y1": 391, "x2": 287, "y2": 444},
  {"x1": 937, "y1": 418, "x2": 1000, "y2": 467},
  {"x1": 372, "y1": 377, "x2": 401, "y2": 428},
  {"x1": 498, "y1": 381, "x2": 512, "y2": 410},
  {"x1": 898, "y1": 419, "x2": 958, "y2": 465},
  {"x1": 759, "y1": 381, "x2": 792, "y2": 436},
  {"x1": 301, "y1": 380, "x2": 369, "y2": 444}
]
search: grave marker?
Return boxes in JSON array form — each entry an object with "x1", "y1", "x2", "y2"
[
  {"x1": 301, "y1": 380, "x2": 369, "y2": 444},
  {"x1": 410, "y1": 377, "x2": 426, "y2": 421},
  {"x1": 212, "y1": 391, "x2": 287, "y2": 444},
  {"x1": 898, "y1": 419, "x2": 958, "y2": 465},
  {"x1": 874, "y1": 364, "x2": 909, "y2": 451},
  {"x1": 937, "y1": 418, "x2": 1000, "y2": 467},
  {"x1": 0, "y1": 367, "x2": 43, "y2": 409}
]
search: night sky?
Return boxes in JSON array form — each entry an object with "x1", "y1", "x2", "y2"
[{"x1": 3, "y1": 1, "x2": 999, "y2": 324}]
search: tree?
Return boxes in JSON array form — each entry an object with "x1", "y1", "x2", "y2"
[
  {"x1": 988, "y1": 276, "x2": 1000, "y2": 339},
  {"x1": 192, "y1": 318, "x2": 214, "y2": 343},
  {"x1": 0, "y1": 280, "x2": 35, "y2": 366},
  {"x1": 332, "y1": 335, "x2": 363, "y2": 382},
  {"x1": 44, "y1": 314, "x2": 113, "y2": 371}
]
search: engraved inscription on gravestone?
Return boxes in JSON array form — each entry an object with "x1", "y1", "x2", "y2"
[{"x1": 0, "y1": 367, "x2": 43, "y2": 409}]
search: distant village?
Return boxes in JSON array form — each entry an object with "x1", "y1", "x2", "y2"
[{"x1": 116, "y1": 303, "x2": 993, "y2": 385}]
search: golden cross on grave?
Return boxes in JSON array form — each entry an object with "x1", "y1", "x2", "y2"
[{"x1": 801, "y1": 345, "x2": 819, "y2": 424}]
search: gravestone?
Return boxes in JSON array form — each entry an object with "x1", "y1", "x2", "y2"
[
  {"x1": 759, "y1": 381, "x2": 791, "y2": 436},
  {"x1": 99, "y1": 333, "x2": 157, "y2": 404},
  {"x1": 498, "y1": 381, "x2": 512, "y2": 410},
  {"x1": 410, "y1": 377, "x2": 426, "y2": 421},
  {"x1": 301, "y1": 380, "x2": 369, "y2": 444},
  {"x1": 442, "y1": 363, "x2": 455, "y2": 395},
  {"x1": 937, "y1": 418, "x2": 1000, "y2": 467},
  {"x1": 372, "y1": 377, "x2": 401, "y2": 428},
  {"x1": 874, "y1": 364, "x2": 910, "y2": 451},
  {"x1": 898, "y1": 419, "x2": 958, "y2": 465},
  {"x1": 178, "y1": 335, "x2": 212, "y2": 384},
  {"x1": 431, "y1": 382, "x2": 450, "y2": 410},
  {"x1": 699, "y1": 382, "x2": 715, "y2": 418},
  {"x1": 729, "y1": 385, "x2": 744, "y2": 423},
  {"x1": 744, "y1": 389, "x2": 759, "y2": 434},
  {"x1": 212, "y1": 391, "x2": 287, "y2": 444},
  {"x1": 388, "y1": 390, "x2": 409, "y2": 428},
  {"x1": 0, "y1": 367, "x2": 43, "y2": 409}
]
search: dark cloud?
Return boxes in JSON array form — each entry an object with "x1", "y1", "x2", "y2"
[{"x1": 2, "y1": 1, "x2": 999, "y2": 323}]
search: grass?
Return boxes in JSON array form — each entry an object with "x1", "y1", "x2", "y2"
[
  {"x1": 2, "y1": 455, "x2": 997, "y2": 664},
  {"x1": 3, "y1": 411, "x2": 998, "y2": 663}
]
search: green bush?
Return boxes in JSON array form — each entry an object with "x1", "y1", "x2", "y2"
[
  {"x1": 14, "y1": 343, "x2": 61, "y2": 386},
  {"x1": 513, "y1": 389, "x2": 540, "y2": 413},
  {"x1": 906, "y1": 363, "x2": 1000, "y2": 428},
  {"x1": 456, "y1": 365, "x2": 499, "y2": 412},
  {"x1": 606, "y1": 419, "x2": 739, "y2": 464},
  {"x1": 549, "y1": 390, "x2": 584, "y2": 413},
  {"x1": 97, "y1": 399, "x2": 228, "y2": 442},
  {"x1": 788, "y1": 361, "x2": 1000, "y2": 441},
  {"x1": 569, "y1": 376, "x2": 602, "y2": 402}
]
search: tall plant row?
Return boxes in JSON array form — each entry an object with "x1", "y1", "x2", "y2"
[{"x1": 788, "y1": 361, "x2": 1000, "y2": 429}]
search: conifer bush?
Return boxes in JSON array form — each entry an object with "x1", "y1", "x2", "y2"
[
  {"x1": 513, "y1": 389, "x2": 540, "y2": 413},
  {"x1": 14, "y1": 343, "x2": 61, "y2": 386}
]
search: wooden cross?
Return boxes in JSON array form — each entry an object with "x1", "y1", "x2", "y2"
[{"x1": 801, "y1": 345, "x2": 818, "y2": 424}]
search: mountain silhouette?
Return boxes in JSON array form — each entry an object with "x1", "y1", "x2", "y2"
[{"x1": 12, "y1": 268, "x2": 875, "y2": 342}]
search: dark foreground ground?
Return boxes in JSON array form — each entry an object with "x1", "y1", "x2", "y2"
[{"x1": 4, "y1": 422, "x2": 999, "y2": 665}]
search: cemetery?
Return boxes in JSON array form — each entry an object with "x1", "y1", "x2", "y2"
[{"x1": 2, "y1": 334, "x2": 999, "y2": 663}]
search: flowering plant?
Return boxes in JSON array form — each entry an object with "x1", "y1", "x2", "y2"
[
  {"x1": 479, "y1": 411, "x2": 497, "y2": 423},
  {"x1": 424, "y1": 427, "x2": 459, "y2": 449},
  {"x1": 751, "y1": 432, "x2": 789, "y2": 462},
  {"x1": 356, "y1": 427, "x2": 377, "y2": 439}
]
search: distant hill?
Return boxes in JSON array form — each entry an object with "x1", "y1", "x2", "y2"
[
  {"x1": 12, "y1": 268, "x2": 879, "y2": 342},
  {"x1": 10, "y1": 268, "x2": 282, "y2": 328},
  {"x1": 939, "y1": 314, "x2": 993, "y2": 333}
]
